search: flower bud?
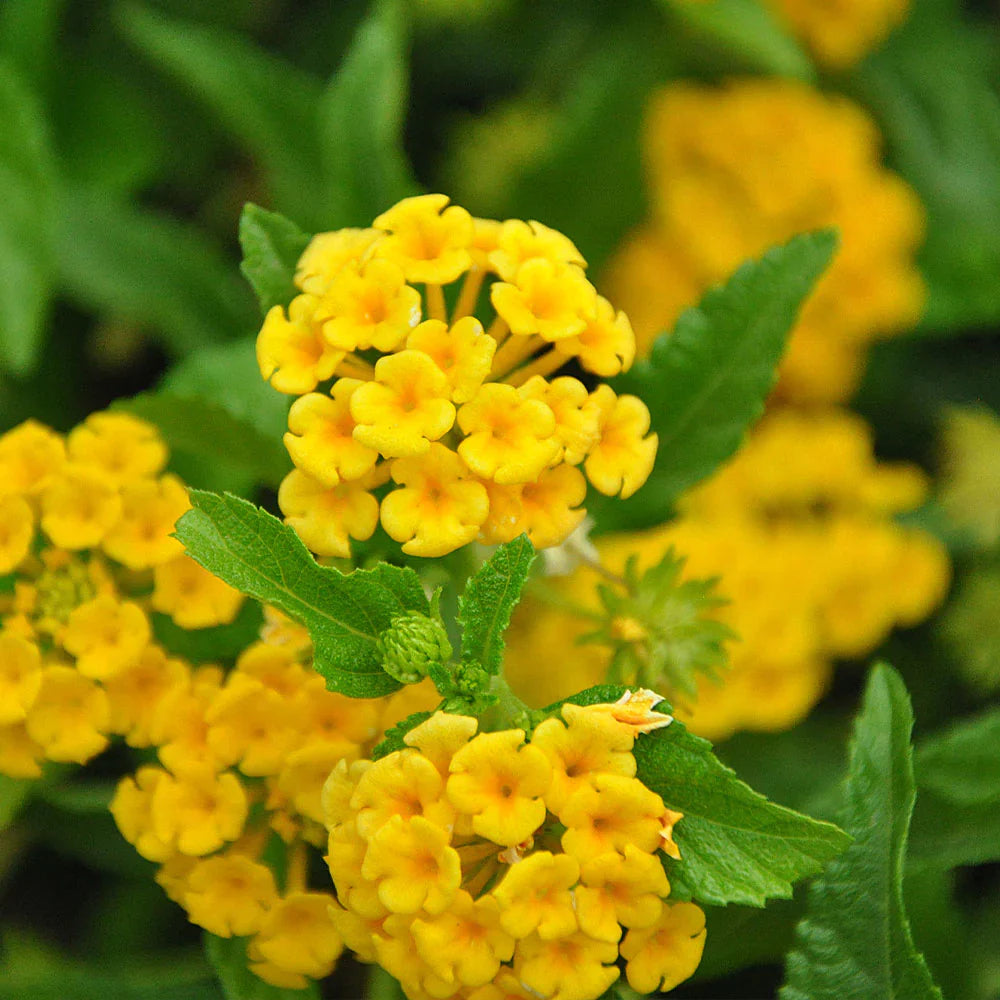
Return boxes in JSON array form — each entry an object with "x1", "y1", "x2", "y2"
[{"x1": 376, "y1": 611, "x2": 453, "y2": 685}]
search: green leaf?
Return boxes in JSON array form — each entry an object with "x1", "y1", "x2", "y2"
[
  {"x1": 662, "y1": 0, "x2": 814, "y2": 80},
  {"x1": 116, "y1": 3, "x2": 325, "y2": 227},
  {"x1": 0, "y1": 0, "x2": 65, "y2": 90},
  {"x1": 0, "y1": 774, "x2": 36, "y2": 830},
  {"x1": 906, "y1": 707, "x2": 1000, "y2": 869},
  {"x1": 0, "y1": 58, "x2": 56, "y2": 374},
  {"x1": 205, "y1": 934, "x2": 317, "y2": 1000},
  {"x1": 559, "y1": 686, "x2": 850, "y2": 907},
  {"x1": 151, "y1": 601, "x2": 264, "y2": 665},
  {"x1": 175, "y1": 491, "x2": 428, "y2": 698},
  {"x1": 55, "y1": 183, "x2": 255, "y2": 356},
  {"x1": 780, "y1": 664, "x2": 942, "y2": 1000},
  {"x1": 459, "y1": 535, "x2": 536, "y2": 676},
  {"x1": 116, "y1": 391, "x2": 289, "y2": 488},
  {"x1": 317, "y1": 0, "x2": 418, "y2": 228},
  {"x1": 239, "y1": 203, "x2": 311, "y2": 314},
  {"x1": 592, "y1": 230, "x2": 838, "y2": 532}
]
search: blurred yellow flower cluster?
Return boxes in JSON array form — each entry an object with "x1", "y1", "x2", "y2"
[
  {"x1": 323, "y1": 698, "x2": 705, "y2": 1000},
  {"x1": 506, "y1": 411, "x2": 949, "y2": 740},
  {"x1": 605, "y1": 79, "x2": 925, "y2": 404},
  {"x1": 111, "y1": 613, "x2": 440, "y2": 989},
  {"x1": 0, "y1": 413, "x2": 243, "y2": 778},
  {"x1": 766, "y1": 0, "x2": 910, "y2": 68},
  {"x1": 257, "y1": 193, "x2": 656, "y2": 558}
]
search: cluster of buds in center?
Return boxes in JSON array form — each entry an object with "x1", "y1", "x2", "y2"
[
  {"x1": 323, "y1": 692, "x2": 706, "y2": 1000},
  {"x1": 257, "y1": 194, "x2": 658, "y2": 559}
]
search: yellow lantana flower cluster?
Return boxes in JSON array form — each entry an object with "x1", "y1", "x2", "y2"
[
  {"x1": 323, "y1": 702, "x2": 705, "y2": 1000},
  {"x1": 0, "y1": 413, "x2": 244, "y2": 778},
  {"x1": 604, "y1": 80, "x2": 925, "y2": 404},
  {"x1": 505, "y1": 410, "x2": 949, "y2": 741},
  {"x1": 256, "y1": 193, "x2": 656, "y2": 558},
  {"x1": 111, "y1": 615, "x2": 440, "y2": 990}
]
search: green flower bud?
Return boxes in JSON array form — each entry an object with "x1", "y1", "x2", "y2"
[{"x1": 376, "y1": 611, "x2": 453, "y2": 685}]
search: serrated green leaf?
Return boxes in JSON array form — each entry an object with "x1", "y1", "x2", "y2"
[
  {"x1": 558, "y1": 685, "x2": 850, "y2": 907},
  {"x1": 661, "y1": 0, "x2": 814, "y2": 80},
  {"x1": 205, "y1": 934, "x2": 317, "y2": 1000},
  {"x1": 55, "y1": 183, "x2": 254, "y2": 355},
  {"x1": 175, "y1": 491, "x2": 428, "y2": 698},
  {"x1": 780, "y1": 664, "x2": 942, "y2": 1000},
  {"x1": 239, "y1": 204, "x2": 311, "y2": 314},
  {"x1": 117, "y1": 3, "x2": 325, "y2": 227},
  {"x1": 592, "y1": 230, "x2": 837, "y2": 532},
  {"x1": 0, "y1": 58, "x2": 56, "y2": 375},
  {"x1": 317, "y1": 0, "x2": 418, "y2": 228},
  {"x1": 116, "y1": 390, "x2": 289, "y2": 488},
  {"x1": 459, "y1": 536, "x2": 536, "y2": 676}
]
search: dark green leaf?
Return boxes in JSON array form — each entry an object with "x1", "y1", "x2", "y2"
[
  {"x1": 459, "y1": 536, "x2": 536, "y2": 676},
  {"x1": 661, "y1": 0, "x2": 814, "y2": 80},
  {"x1": 175, "y1": 491, "x2": 429, "y2": 697},
  {"x1": 781, "y1": 664, "x2": 942, "y2": 1000},
  {"x1": 695, "y1": 897, "x2": 802, "y2": 982},
  {"x1": 0, "y1": 774, "x2": 35, "y2": 830},
  {"x1": 558, "y1": 686, "x2": 850, "y2": 907},
  {"x1": 151, "y1": 601, "x2": 264, "y2": 665},
  {"x1": 0, "y1": 0, "x2": 65, "y2": 90},
  {"x1": 55, "y1": 184, "x2": 254, "y2": 355},
  {"x1": 317, "y1": 0, "x2": 418, "y2": 228},
  {"x1": 205, "y1": 934, "x2": 318, "y2": 1000},
  {"x1": 592, "y1": 230, "x2": 838, "y2": 532},
  {"x1": 117, "y1": 3, "x2": 325, "y2": 226},
  {"x1": 117, "y1": 390, "x2": 289, "y2": 488},
  {"x1": 239, "y1": 203, "x2": 311, "y2": 314},
  {"x1": 0, "y1": 58, "x2": 56, "y2": 374}
]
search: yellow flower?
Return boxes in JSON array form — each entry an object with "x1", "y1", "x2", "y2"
[
  {"x1": 350, "y1": 351, "x2": 455, "y2": 458},
  {"x1": 584, "y1": 388, "x2": 658, "y2": 499},
  {"x1": 103, "y1": 645, "x2": 189, "y2": 747},
  {"x1": 251, "y1": 892, "x2": 343, "y2": 979},
  {"x1": 320, "y1": 257, "x2": 422, "y2": 352},
  {"x1": 373, "y1": 193, "x2": 474, "y2": 285},
  {"x1": 257, "y1": 196, "x2": 654, "y2": 557},
  {"x1": 575, "y1": 690, "x2": 675, "y2": 736},
  {"x1": 361, "y1": 814, "x2": 462, "y2": 915},
  {"x1": 26, "y1": 666, "x2": 109, "y2": 763},
  {"x1": 101, "y1": 475, "x2": 189, "y2": 569},
  {"x1": 66, "y1": 412, "x2": 167, "y2": 484},
  {"x1": 457, "y1": 383, "x2": 558, "y2": 484},
  {"x1": 0, "y1": 420, "x2": 66, "y2": 495},
  {"x1": 0, "y1": 722, "x2": 44, "y2": 778},
  {"x1": 0, "y1": 495, "x2": 34, "y2": 573},
  {"x1": 402, "y1": 712, "x2": 479, "y2": 776},
  {"x1": 530, "y1": 706, "x2": 636, "y2": 816},
  {"x1": 206, "y1": 674, "x2": 296, "y2": 776},
  {"x1": 62, "y1": 595, "x2": 150, "y2": 680},
  {"x1": 447, "y1": 730, "x2": 552, "y2": 847},
  {"x1": 412, "y1": 890, "x2": 515, "y2": 988},
  {"x1": 257, "y1": 296, "x2": 343, "y2": 394},
  {"x1": 110, "y1": 766, "x2": 176, "y2": 862},
  {"x1": 183, "y1": 853, "x2": 278, "y2": 937},
  {"x1": 620, "y1": 901, "x2": 707, "y2": 994},
  {"x1": 491, "y1": 259, "x2": 595, "y2": 342},
  {"x1": 0, "y1": 632, "x2": 42, "y2": 725},
  {"x1": 489, "y1": 219, "x2": 586, "y2": 283},
  {"x1": 277, "y1": 468, "x2": 380, "y2": 558},
  {"x1": 284, "y1": 381, "x2": 378, "y2": 487},
  {"x1": 151, "y1": 764, "x2": 249, "y2": 856},
  {"x1": 575, "y1": 845, "x2": 670, "y2": 942},
  {"x1": 149, "y1": 666, "x2": 226, "y2": 774},
  {"x1": 151, "y1": 554, "x2": 245, "y2": 629},
  {"x1": 560, "y1": 773, "x2": 666, "y2": 862},
  {"x1": 407, "y1": 317, "x2": 496, "y2": 403},
  {"x1": 491, "y1": 850, "x2": 579, "y2": 940},
  {"x1": 380, "y1": 444, "x2": 489, "y2": 557},
  {"x1": 513, "y1": 930, "x2": 620, "y2": 1000},
  {"x1": 277, "y1": 740, "x2": 360, "y2": 824},
  {"x1": 40, "y1": 464, "x2": 122, "y2": 549}
]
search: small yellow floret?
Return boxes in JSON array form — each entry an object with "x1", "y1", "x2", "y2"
[
  {"x1": 0, "y1": 632, "x2": 42, "y2": 725},
  {"x1": 110, "y1": 766, "x2": 175, "y2": 862},
  {"x1": 620, "y1": 900, "x2": 707, "y2": 994},
  {"x1": 278, "y1": 468, "x2": 380, "y2": 558},
  {"x1": 184, "y1": 853, "x2": 278, "y2": 937},
  {"x1": 490, "y1": 259, "x2": 596, "y2": 342},
  {"x1": 373, "y1": 193, "x2": 474, "y2": 284},
  {"x1": 492, "y1": 850, "x2": 579, "y2": 940},
  {"x1": 103, "y1": 645, "x2": 189, "y2": 746},
  {"x1": 257, "y1": 296, "x2": 343, "y2": 394},
  {"x1": 251, "y1": 891, "x2": 343, "y2": 979},
  {"x1": 0, "y1": 721, "x2": 44, "y2": 778},
  {"x1": 40, "y1": 464, "x2": 123, "y2": 549},
  {"x1": 447, "y1": 729, "x2": 552, "y2": 846},
  {"x1": 151, "y1": 764, "x2": 249, "y2": 856},
  {"x1": 26, "y1": 665, "x2": 110, "y2": 763},
  {"x1": 67, "y1": 412, "x2": 167, "y2": 484},
  {"x1": 585, "y1": 388, "x2": 658, "y2": 499},
  {"x1": 151, "y1": 554, "x2": 245, "y2": 629},
  {"x1": 381, "y1": 444, "x2": 489, "y2": 557},
  {"x1": 101, "y1": 475, "x2": 189, "y2": 569},
  {"x1": 407, "y1": 317, "x2": 497, "y2": 403},
  {"x1": 0, "y1": 495, "x2": 34, "y2": 573},
  {"x1": 516, "y1": 465, "x2": 588, "y2": 550},
  {"x1": 295, "y1": 228, "x2": 383, "y2": 296},
  {"x1": 62, "y1": 595, "x2": 150, "y2": 679},
  {"x1": 402, "y1": 712, "x2": 479, "y2": 775},
  {"x1": 514, "y1": 929, "x2": 620, "y2": 1000},
  {"x1": 0, "y1": 420, "x2": 66, "y2": 495},
  {"x1": 489, "y1": 219, "x2": 586, "y2": 282},
  {"x1": 556, "y1": 296, "x2": 636, "y2": 377}
]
